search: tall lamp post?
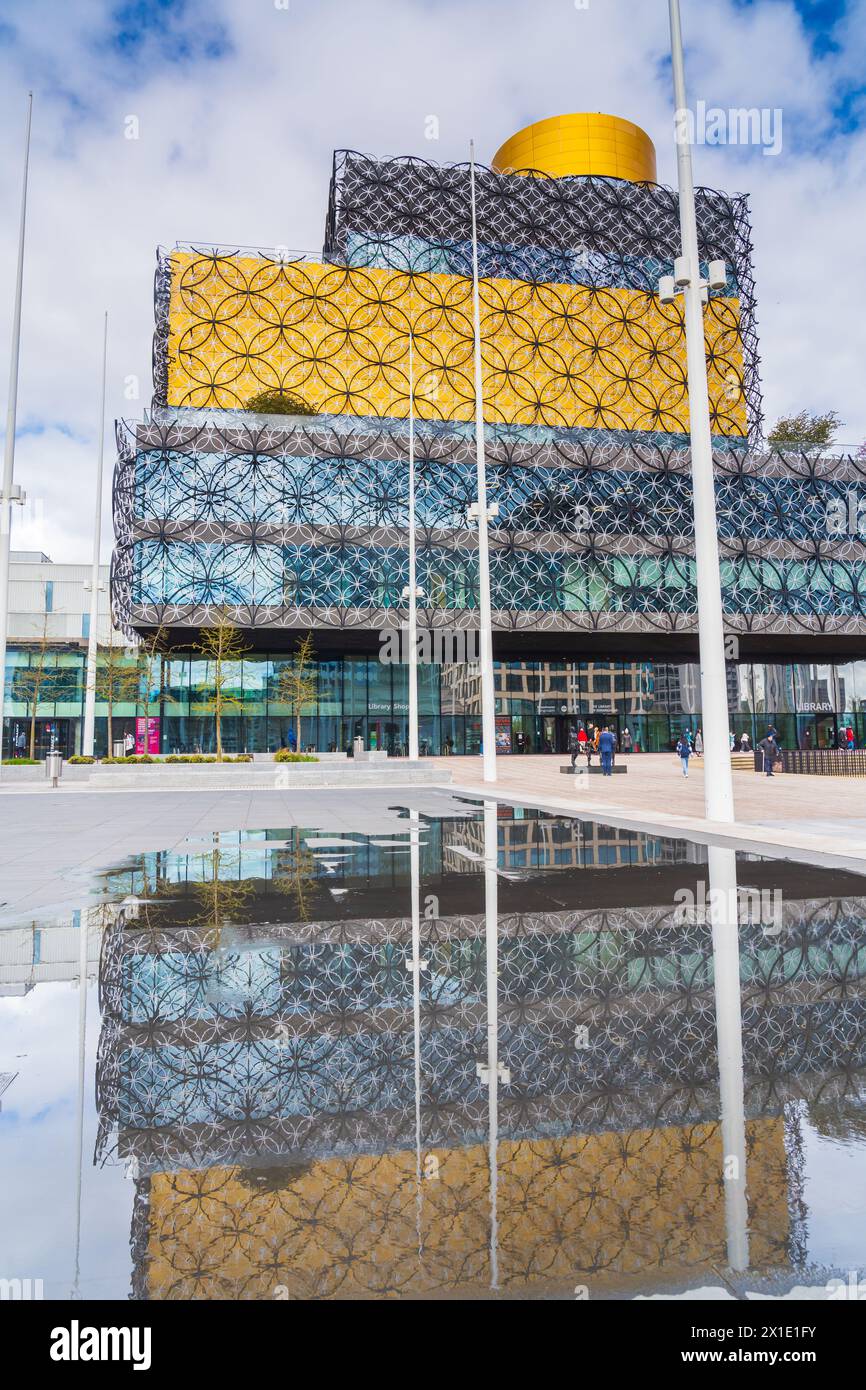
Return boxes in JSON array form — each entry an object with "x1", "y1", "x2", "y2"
[
  {"x1": 663, "y1": 0, "x2": 735, "y2": 825},
  {"x1": 0, "y1": 93, "x2": 33, "y2": 772},
  {"x1": 82, "y1": 311, "x2": 108, "y2": 757},
  {"x1": 401, "y1": 330, "x2": 421, "y2": 761},
  {"x1": 469, "y1": 142, "x2": 498, "y2": 783}
]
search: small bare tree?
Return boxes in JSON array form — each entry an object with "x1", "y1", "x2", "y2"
[
  {"x1": 192, "y1": 838, "x2": 254, "y2": 949},
  {"x1": 193, "y1": 610, "x2": 251, "y2": 760},
  {"x1": 95, "y1": 642, "x2": 140, "y2": 754},
  {"x1": 274, "y1": 632, "x2": 318, "y2": 751},
  {"x1": 12, "y1": 614, "x2": 58, "y2": 758},
  {"x1": 273, "y1": 836, "x2": 317, "y2": 922}
]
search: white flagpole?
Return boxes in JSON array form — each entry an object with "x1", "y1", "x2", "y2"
[
  {"x1": 0, "y1": 92, "x2": 33, "y2": 773},
  {"x1": 407, "y1": 331, "x2": 419, "y2": 760},
  {"x1": 83, "y1": 310, "x2": 108, "y2": 757},
  {"x1": 469, "y1": 141, "x2": 497, "y2": 783}
]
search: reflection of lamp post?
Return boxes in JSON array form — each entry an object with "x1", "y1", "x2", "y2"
[
  {"x1": 407, "y1": 810, "x2": 425, "y2": 1260},
  {"x1": 469, "y1": 144, "x2": 498, "y2": 783},
  {"x1": 708, "y1": 846, "x2": 749, "y2": 1271},
  {"x1": 478, "y1": 798, "x2": 508, "y2": 1287},
  {"x1": 0, "y1": 94, "x2": 32, "y2": 774},
  {"x1": 664, "y1": 0, "x2": 734, "y2": 825}
]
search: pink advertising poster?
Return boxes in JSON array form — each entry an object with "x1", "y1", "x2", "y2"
[{"x1": 135, "y1": 716, "x2": 160, "y2": 754}]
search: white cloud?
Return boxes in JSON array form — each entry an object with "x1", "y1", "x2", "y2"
[{"x1": 0, "y1": 0, "x2": 864, "y2": 563}]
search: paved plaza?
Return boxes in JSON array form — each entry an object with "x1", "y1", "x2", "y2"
[
  {"x1": 435, "y1": 752, "x2": 866, "y2": 843},
  {"x1": 0, "y1": 783, "x2": 474, "y2": 922},
  {"x1": 1, "y1": 753, "x2": 864, "y2": 923}
]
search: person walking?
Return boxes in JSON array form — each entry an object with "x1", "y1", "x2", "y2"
[
  {"x1": 846, "y1": 725, "x2": 855, "y2": 751},
  {"x1": 694, "y1": 729, "x2": 704, "y2": 756},
  {"x1": 15, "y1": 727, "x2": 26, "y2": 758},
  {"x1": 585, "y1": 725, "x2": 597, "y2": 769},
  {"x1": 676, "y1": 733, "x2": 691, "y2": 778},
  {"x1": 598, "y1": 726, "x2": 616, "y2": 777},
  {"x1": 621, "y1": 727, "x2": 632, "y2": 756},
  {"x1": 757, "y1": 732, "x2": 779, "y2": 777}
]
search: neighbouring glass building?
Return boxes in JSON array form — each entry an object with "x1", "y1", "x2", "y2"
[
  {"x1": 108, "y1": 112, "x2": 866, "y2": 756},
  {"x1": 2, "y1": 551, "x2": 136, "y2": 759}
]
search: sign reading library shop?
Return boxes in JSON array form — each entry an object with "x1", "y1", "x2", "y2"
[{"x1": 135, "y1": 716, "x2": 160, "y2": 755}]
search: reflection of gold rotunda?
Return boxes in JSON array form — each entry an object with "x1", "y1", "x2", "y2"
[{"x1": 492, "y1": 112, "x2": 657, "y2": 183}]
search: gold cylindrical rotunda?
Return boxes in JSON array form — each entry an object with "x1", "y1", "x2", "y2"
[{"x1": 492, "y1": 113, "x2": 657, "y2": 184}]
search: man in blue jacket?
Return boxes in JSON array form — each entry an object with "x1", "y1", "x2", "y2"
[{"x1": 598, "y1": 726, "x2": 617, "y2": 776}]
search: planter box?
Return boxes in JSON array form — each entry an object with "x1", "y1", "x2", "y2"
[{"x1": 84, "y1": 761, "x2": 448, "y2": 790}]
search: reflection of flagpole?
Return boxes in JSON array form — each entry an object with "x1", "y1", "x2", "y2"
[
  {"x1": 72, "y1": 909, "x2": 89, "y2": 1299},
  {"x1": 469, "y1": 143, "x2": 497, "y2": 784},
  {"x1": 708, "y1": 846, "x2": 749, "y2": 1271},
  {"x1": 407, "y1": 333, "x2": 419, "y2": 761},
  {"x1": 482, "y1": 798, "x2": 501, "y2": 1288}
]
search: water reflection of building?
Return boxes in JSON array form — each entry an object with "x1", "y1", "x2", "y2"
[
  {"x1": 0, "y1": 912, "x2": 102, "y2": 996},
  {"x1": 442, "y1": 816, "x2": 687, "y2": 872},
  {"x1": 91, "y1": 822, "x2": 866, "y2": 1298}
]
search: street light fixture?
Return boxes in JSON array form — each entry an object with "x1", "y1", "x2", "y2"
[
  {"x1": 665, "y1": 0, "x2": 735, "y2": 826},
  {"x1": 469, "y1": 141, "x2": 498, "y2": 784},
  {"x1": 401, "y1": 329, "x2": 426, "y2": 761}
]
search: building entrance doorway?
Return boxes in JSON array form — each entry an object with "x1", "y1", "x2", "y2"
[
  {"x1": 796, "y1": 714, "x2": 839, "y2": 750},
  {"x1": 4, "y1": 718, "x2": 74, "y2": 759},
  {"x1": 539, "y1": 713, "x2": 623, "y2": 755}
]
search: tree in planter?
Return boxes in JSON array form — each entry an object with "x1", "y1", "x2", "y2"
[
  {"x1": 274, "y1": 632, "x2": 318, "y2": 753},
  {"x1": 246, "y1": 387, "x2": 317, "y2": 416},
  {"x1": 12, "y1": 615, "x2": 59, "y2": 758},
  {"x1": 767, "y1": 410, "x2": 843, "y2": 450},
  {"x1": 193, "y1": 611, "x2": 251, "y2": 761},
  {"x1": 134, "y1": 625, "x2": 171, "y2": 751},
  {"x1": 95, "y1": 642, "x2": 140, "y2": 755}
]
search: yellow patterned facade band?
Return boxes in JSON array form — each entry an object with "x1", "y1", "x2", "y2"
[
  {"x1": 140, "y1": 1121, "x2": 788, "y2": 1299},
  {"x1": 166, "y1": 250, "x2": 747, "y2": 437},
  {"x1": 492, "y1": 113, "x2": 658, "y2": 184}
]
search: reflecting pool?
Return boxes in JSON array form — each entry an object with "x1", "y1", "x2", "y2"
[{"x1": 2, "y1": 802, "x2": 866, "y2": 1299}]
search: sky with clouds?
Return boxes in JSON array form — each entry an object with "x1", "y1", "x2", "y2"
[{"x1": 0, "y1": 0, "x2": 864, "y2": 564}]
